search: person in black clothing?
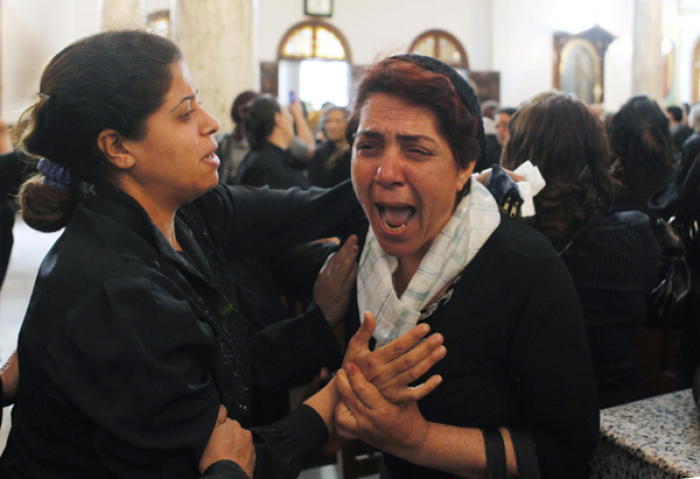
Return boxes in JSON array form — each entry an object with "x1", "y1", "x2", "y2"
[
  {"x1": 608, "y1": 95, "x2": 676, "y2": 218},
  {"x1": 0, "y1": 31, "x2": 444, "y2": 479},
  {"x1": 502, "y1": 92, "x2": 660, "y2": 408},
  {"x1": 648, "y1": 139, "x2": 700, "y2": 390},
  {"x1": 0, "y1": 150, "x2": 34, "y2": 421},
  {"x1": 308, "y1": 107, "x2": 351, "y2": 187},
  {"x1": 0, "y1": 149, "x2": 34, "y2": 290},
  {"x1": 336, "y1": 55, "x2": 598, "y2": 478},
  {"x1": 235, "y1": 94, "x2": 310, "y2": 189},
  {"x1": 216, "y1": 91, "x2": 258, "y2": 185},
  {"x1": 666, "y1": 105, "x2": 693, "y2": 156}
]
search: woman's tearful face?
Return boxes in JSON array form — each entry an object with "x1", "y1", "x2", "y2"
[{"x1": 351, "y1": 93, "x2": 472, "y2": 265}]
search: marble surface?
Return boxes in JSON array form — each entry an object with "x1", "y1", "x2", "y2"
[{"x1": 590, "y1": 389, "x2": 700, "y2": 478}]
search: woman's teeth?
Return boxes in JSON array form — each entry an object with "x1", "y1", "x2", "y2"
[{"x1": 379, "y1": 205, "x2": 415, "y2": 231}]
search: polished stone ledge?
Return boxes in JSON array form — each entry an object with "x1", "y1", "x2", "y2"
[{"x1": 590, "y1": 389, "x2": 700, "y2": 478}]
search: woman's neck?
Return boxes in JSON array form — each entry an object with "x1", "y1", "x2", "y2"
[
  {"x1": 267, "y1": 130, "x2": 292, "y2": 150},
  {"x1": 395, "y1": 256, "x2": 455, "y2": 306},
  {"x1": 393, "y1": 257, "x2": 421, "y2": 297},
  {"x1": 145, "y1": 205, "x2": 180, "y2": 251},
  {"x1": 115, "y1": 179, "x2": 181, "y2": 251}
]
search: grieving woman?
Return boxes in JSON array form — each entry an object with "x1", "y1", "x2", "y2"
[{"x1": 336, "y1": 55, "x2": 600, "y2": 479}]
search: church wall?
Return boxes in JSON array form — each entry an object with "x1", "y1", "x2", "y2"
[
  {"x1": 1, "y1": 0, "x2": 100, "y2": 123},
  {"x1": 3, "y1": 0, "x2": 698, "y2": 124},
  {"x1": 257, "y1": 0, "x2": 493, "y2": 70},
  {"x1": 259, "y1": 0, "x2": 636, "y2": 111},
  {"x1": 492, "y1": 0, "x2": 634, "y2": 111},
  {"x1": 662, "y1": 1, "x2": 700, "y2": 105}
]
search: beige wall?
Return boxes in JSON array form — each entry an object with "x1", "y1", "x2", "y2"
[
  {"x1": 1, "y1": 0, "x2": 100, "y2": 123},
  {"x1": 2, "y1": 0, "x2": 700, "y2": 123}
]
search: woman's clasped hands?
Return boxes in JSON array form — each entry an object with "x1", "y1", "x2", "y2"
[{"x1": 334, "y1": 312, "x2": 446, "y2": 456}]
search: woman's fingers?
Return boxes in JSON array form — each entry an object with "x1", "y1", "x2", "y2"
[
  {"x1": 360, "y1": 327, "x2": 440, "y2": 384},
  {"x1": 345, "y1": 313, "x2": 445, "y2": 404},
  {"x1": 343, "y1": 363, "x2": 385, "y2": 409},
  {"x1": 371, "y1": 333, "x2": 446, "y2": 387},
  {"x1": 335, "y1": 365, "x2": 431, "y2": 454},
  {"x1": 313, "y1": 235, "x2": 359, "y2": 327},
  {"x1": 324, "y1": 235, "x2": 358, "y2": 285},
  {"x1": 390, "y1": 374, "x2": 443, "y2": 403},
  {"x1": 335, "y1": 369, "x2": 363, "y2": 435},
  {"x1": 199, "y1": 416, "x2": 255, "y2": 476},
  {"x1": 216, "y1": 405, "x2": 228, "y2": 425},
  {"x1": 334, "y1": 398, "x2": 359, "y2": 440},
  {"x1": 371, "y1": 323, "x2": 433, "y2": 366},
  {"x1": 345, "y1": 311, "x2": 377, "y2": 359},
  {"x1": 318, "y1": 235, "x2": 357, "y2": 285}
]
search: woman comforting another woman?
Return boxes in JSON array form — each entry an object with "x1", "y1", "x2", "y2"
[{"x1": 0, "y1": 32, "x2": 444, "y2": 479}]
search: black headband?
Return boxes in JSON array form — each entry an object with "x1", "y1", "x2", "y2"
[{"x1": 390, "y1": 54, "x2": 487, "y2": 167}]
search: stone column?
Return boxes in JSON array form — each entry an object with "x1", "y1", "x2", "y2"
[
  {"x1": 102, "y1": 0, "x2": 141, "y2": 30},
  {"x1": 632, "y1": 0, "x2": 663, "y2": 101},
  {"x1": 175, "y1": 0, "x2": 257, "y2": 131}
]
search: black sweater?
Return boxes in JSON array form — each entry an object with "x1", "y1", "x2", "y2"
[{"x1": 346, "y1": 216, "x2": 600, "y2": 479}]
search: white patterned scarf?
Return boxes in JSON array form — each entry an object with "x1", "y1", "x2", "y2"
[{"x1": 357, "y1": 179, "x2": 501, "y2": 348}]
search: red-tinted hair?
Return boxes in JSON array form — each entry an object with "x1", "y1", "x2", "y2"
[{"x1": 346, "y1": 57, "x2": 479, "y2": 170}]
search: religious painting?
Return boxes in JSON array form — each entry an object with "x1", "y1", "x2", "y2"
[
  {"x1": 662, "y1": 24, "x2": 681, "y2": 105},
  {"x1": 560, "y1": 39, "x2": 598, "y2": 105},
  {"x1": 553, "y1": 25, "x2": 615, "y2": 105}
]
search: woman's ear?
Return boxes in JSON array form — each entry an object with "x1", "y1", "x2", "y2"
[
  {"x1": 456, "y1": 161, "x2": 476, "y2": 192},
  {"x1": 97, "y1": 130, "x2": 134, "y2": 170}
]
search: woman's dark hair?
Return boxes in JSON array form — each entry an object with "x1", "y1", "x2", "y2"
[
  {"x1": 608, "y1": 95, "x2": 675, "y2": 197},
  {"x1": 666, "y1": 105, "x2": 683, "y2": 123},
  {"x1": 346, "y1": 55, "x2": 481, "y2": 174},
  {"x1": 18, "y1": 30, "x2": 182, "y2": 232},
  {"x1": 242, "y1": 93, "x2": 280, "y2": 150},
  {"x1": 501, "y1": 93, "x2": 615, "y2": 255},
  {"x1": 496, "y1": 107, "x2": 517, "y2": 117},
  {"x1": 230, "y1": 90, "x2": 258, "y2": 142}
]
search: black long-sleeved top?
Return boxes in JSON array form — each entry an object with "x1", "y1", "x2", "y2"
[
  {"x1": 562, "y1": 211, "x2": 660, "y2": 409},
  {"x1": 308, "y1": 141, "x2": 351, "y2": 188},
  {"x1": 235, "y1": 142, "x2": 310, "y2": 190},
  {"x1": 345, "y1": 216, "x2": 600, "y2": 479},
  {"x1": 0, "y1": 150, "x2": 35, "y2": 289},
  {"x1": 0, "y1": 182, "x2": 361, "y2": 478}
]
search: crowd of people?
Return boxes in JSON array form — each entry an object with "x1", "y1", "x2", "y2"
[{"x1": 0, "y1": 27, "x2": 699, "y2": 479}]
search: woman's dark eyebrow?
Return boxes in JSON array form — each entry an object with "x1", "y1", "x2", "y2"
[
  {"x1": 356, "y1": 130, "x2": 383, "y2": 139},
  {"x1": 170, "y1": 95, "x2": 195, "y2": 113},
  {"x1": 397, "y1": 134, "x2": 436, "y2": 144}
]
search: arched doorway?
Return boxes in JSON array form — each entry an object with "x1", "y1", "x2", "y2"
[{"x1": 276, "y1": 20, "x2": 352, "y2": 110}]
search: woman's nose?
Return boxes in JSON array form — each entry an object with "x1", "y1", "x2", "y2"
[
  {"x1": 375, "y1": 149, "x2": 404, "y2": 187},
  {"x1": 201, "y1": 105, "x2": 221, "y2": 136}
]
